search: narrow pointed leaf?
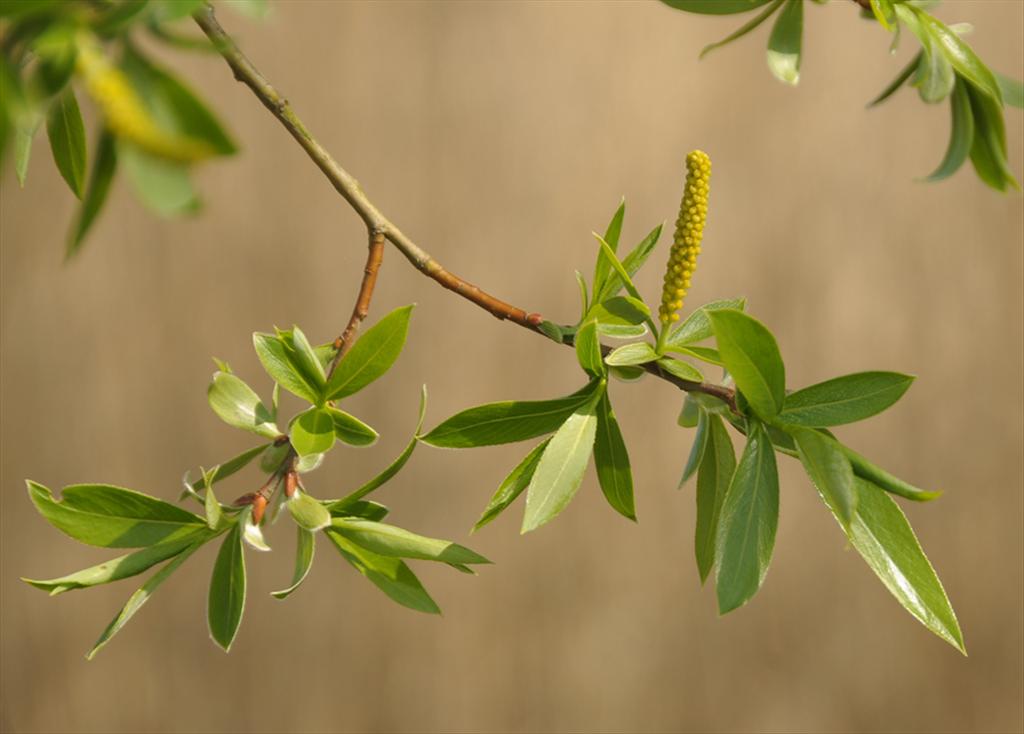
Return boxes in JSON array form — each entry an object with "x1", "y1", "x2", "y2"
[
  {"x1": 202, "y1": 470, "x2": 222, "y2": 530},
  {"x1": 271, "y1": 527, "x2": 315, "y2": 599},
  {"x1": 183, "y1": 443, "x2": 270, "y2": 495},
  {"x1": 964, "y1": 81, "x2": 1018, "y2": 191},
  {"x1": 325, "y1": 305, "x2": 414, "y2": 401},
  {"x1": 792, "y1": 427, "x2": 857, "y2": 528},
  {"x1": 592, "y1": 199, "x2": 625, "y2": 300},
  {"x1": 915, "y1": 9, "x2": 1001, "y2": 104},
  {"x1": 778, "y1": 371, "x2": 914, "y2": 427},
  {"x1": 709, "y1": 309, "x2": 785, "y2": 420},
  {"x1": 596, "y1": 224, "x2": 663, "y2": 303},
  {"x1": 331, "y1": 517, "x2": 489, "y2": 565},
  {"x1": 474, "y1": 438, "x2": 550, "y2": 531},
  {"x1": 67, "y1": 129, "x2": 117, "y2": 257},
  {"x1": 842, "y1": 446, "x2": 942, "y2": 502},
  {"x1": 926, "y1": 78, "x2": 974, "y2": 181},
  {"x1": 208, "y1": 523, "x2": 246, "y2": 651},
  {"x1": 575, "y1": 320, "x2": 605, "y2": 377},
  {"x1": 766, "y1": 0, "x2": 802, "y2": 85},
  {"x1": 700, "y1": 0, "x2": 783, "y2": 59},
  {"x1": 46, "y1": 87, "x2": 86, "y2": 197},
  {"x1": 868, "y1": 52, "x2": 920, "y2": 107},
  {"x1": 679, "y1": 409, "x2": 709, "y2": 486},
  {"x1": 695, "y1": 414, "x2": 736, "y2": 583},
  {"x1": 594, "y1": 391, "x2": 635, "y2": 520},
  {"x1": 207, "y1": 371, "x2": 280, "y2": 438}
]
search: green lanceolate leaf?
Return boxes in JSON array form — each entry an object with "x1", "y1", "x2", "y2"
[
  {"x1": 27, "y1": 481, "x2": 206, "y2": 547},
  {"x1": 592, "y1": 199, "x2": 625, "y2": 300},
  {"x1": 421, "y1": 383, "x2": 598, "y2": 448},
  {"x1": 67, "y1": 129, "x2": 117, "y2": 258},
  {"x1": 708, "y1": 309, "x2": 785, "y2": 420},
  {"x1": 474, "y1": 438, "x2": 550, "y2": 532},
  {"x1": 910, "y1": 21, "x2": 955, "y2": 103},
  {"x1": 778, "y1": 371, "x2": 914, "y2": 427},
  {"x1": 208, "y1": 522, "x2": 246, "y2": 652},
  {"x1": 325, "y1": 529, "x2": 440, "y2": 614},
  {"x1": 22, "y1": 534, "x2": 207, "y2": 595},
  {"x1": 661, "y1": 0, "x2": 773, "y2": 14},
  {"x1": 792, "y1": 427, "x2": 857, "y2": 528},
  {"x1": 207, "y1": 371, "x2": 280, "y2": 438},
  {"x1": 521, "y1": 387, "x2": 602, "y2": 533},
  {"x1": 593, "y1": 234, "x2": 652, "y2": 333},
  {"x1": 912, "y1": 9, "x2": 1001, "y2": 104},
  {"x1": 657, "y1": 357, "x2": 704, "y2": 382},
  {"x1": 695, "y1": 414, "x2": 736, "y2": 584},
  {"x1": 926, "y1": 77, "x2": 974, "y2": 181},
  {"x1": 325, "y1": 305, "x2": 414, "y2": 401},
  {"x1": 46, "y1": 87, "x2": 87, "y2": 198},
  {"x1": 766, "y1": 0, "x2": 802, "y2": 85},
  {"x1": 594, "y1": 391, "x2": 635, "y2": 520},
  {"x1": 868, "y1": 52, "x2": 921, "y2": 107},
  {"x1": 605, "y1": 341, "x2": 658, "y2": 367},
  {"x1": 286, "y1": 326, "x2": 327, "y2": 397},
  {"x1": 575, "y1": 320, "x2": 605, "y2": 378},
  {"x1": 964, "y1": 81, "x2": 1019, "y2": 192},
  {"x1": 290, "y1": 407, "x2": 336, "y2": 457},
  {"x1": 253, "y1": 331, "x2": 319, "y2": 404},
  {"x1": 574, "y1": 270, "x2": 589, "y2": 318},
  {"x1": 328, "y1": 406, "x2": 379, "y2": 447},
  {"x1": 842, "y1": 446, "x2": 942, "y2": 502},
  {"x1": 700, "y1": 0, "x2": 784, "y2": 59},
  {"x1": 595, "y1": 224, "x2": 663, "y2": 304},
  {"x1": 823, "y1": 478, "x2": 964, "y2": 652},
  {"x1": 331, "y1": 517, "x2": 490, "y2": 565},
  {"x1": 119, "y1": 143, "x2": 200, "y2": 217},
  {"x1": 665, "y1": 297, "x2": 746, "y2": 349},
  {"x1": 287, "y1": 490, "x2": 332, "y2": 531},
  {"x1": 331, "y1": 499, "x2": 390, "y2": 522},
  {"x1": 271, "y1": 527, "x2": 315, "y2": 599},
  {"x1": 87, "y1": 541, "x2": 203, "y2": 659},
  {"x1": 715, "y1": 420, "x2": 779, "y2": 613},
  {"x1": 679, "y1": 409, "x2": 708, "y2": 486}
]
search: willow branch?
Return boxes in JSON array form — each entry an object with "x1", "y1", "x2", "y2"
[
  {"x1": 192, "y1": 5, "x2": 735, "y2": 410},
  {"x1": 329, "y1": 229, "x2": 386, "y2": 377}
]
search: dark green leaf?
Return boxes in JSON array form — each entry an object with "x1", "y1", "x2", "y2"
[
  {"x1": 330, "y1": 499, "x2": 390, "y2": 522},
  {"x1": 67, "y1": 130, "x2": 117, "y2": 257},
  {"x1": 575, "y1": 320, "x2": 605, "y2": 378},
  {"x1": 708, "y1": 309, "x2": 785, "y2": 420},
  {"x1": 792, "y1": 427, "x2": 857, "y2": 527},
  {"x1": 290, "y1": 407, "x2": 336, "y2": 457},
  {"x1": 715, "y1": 421, "x2": 779, "y2": 613},
  {"x1": 46, "y1": 87, "x2": 86, "y2": 197},
  {"x1": 925, "y1": 77, "x2": 974, "y2": 181},
  {"x1": 474, "y1": 438, "x2": 550, "y2": 532},
  {"x1": 679, "y1": 409, "x2": 708, "y2": 485},
  {"x1": 695, "y1": 414, "x2": 736, "y2": 583},
  {"x1": 594, "y1": 391, "x2": 635, "y2": 520},
  {"x1": 700, "y1": 0, "x2": 783, "y2": 59},
  {"x1": 766, "y1": 0, "x2": 802, "y2": 85},
  {"x1": 208, "y1": 523, "x2": 246, "y2": 652},
  {"x1": 778, "y1": 371, "x2": 914, "y2": 427},
  {"x1": 207, "y1": 371, "x2": 280, "y2": 438},
  {"x1": 964, "y1": 81, "x2": 1019, "y2": 191},
  {"x1": 325, "y1": 305, "x2": 414, "y2": 401},
  {"x1": 331, "y1": 517, "x2": 490, "y2": 565},
  {"x1": 661, "y1": 0, "x2": 773, "y2": 14},
  {"x1": 271, "y1": 527, "x2": 315, "y2": 599}
]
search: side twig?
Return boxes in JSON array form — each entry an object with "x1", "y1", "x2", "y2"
[
  {"x1": 329, "y1": 229, "x2": 386, "y2": 376},
  {"x1": 192, "y1": 4, "x2": 736, "y2": 411}
]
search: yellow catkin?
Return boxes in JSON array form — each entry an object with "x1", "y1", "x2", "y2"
[
  {"x1": 75, "y1": 34, "x2": 215, "y2": 163},
  {"x1": 658, "y1": 149, "x2": 711, "y2": 325}
]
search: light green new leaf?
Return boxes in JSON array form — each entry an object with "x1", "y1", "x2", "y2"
[
  {"x1": 964, "y1": 82, "x2": 1019, "y2": 192},
  {"x1": 778, "y1": 371, "x2": 914, "y2": 427},
  {"x1": 521, "y1": 388, "x2": 602, "y2": 533},
  {"x1": 708, "y1": 309, "x2": 785, "y2": 420},
  {"x1": 676, "y1": 345, "x2": 723, "y2": 366},
  {"x1": 695, "y1": 414, "x2": 736, "y2": 583},
  {"x1": 202, "y1": 469, "x2": 222, "y2": 530},
  {"x1": 914, "y1": 9, "x2": 1002, "y2": 104},
  {"x1": 207, "y1": 371, "x2": 280, "y2": 438},
  {"x1": 902, "y1": 11, "x2": 954, "y2": 104},
  {"x1": 328, "y1": 406, "x2": 379, "y2": 447},
  {"x1": 287, "y1": 490, "x2": 332, "y2": 531},
  {"x1": 575, "y1": 320, "x2": 605, "y2": 378},
  {"x1": 67, "y1": 129, "x2": 117, "y2": 258},
  {"x1": 592, "y1": 199, "x2": 625, "y2": 301},
  {"x1": 46, "y1": 87, "x2": 87, "y2": 197},
  {"x1": 593, "y1": 234, "x2": 646, "y2": 310},
  {"x1": 287, "y1": 326, "x2": 327, "y2": 397},
  {"x1": 599, "y1": 323, "x2": 648, "y2": 340},
  {"x1": 183, "y1": 443, "x2": 270, "y2": 495},
  {"x1": 870, "y1": 0, "x2": 896, "y2": 31},
  {"x1": 28, "y1": 481, "x2": 206, "y2": 548},
  {"x1": 715, "y1": 421, "x2": 779, "y2": 613},
  {"x1": 589, "y1": 296, "x2": 650, "y2": 327},
  {"x1": 926, "y1": 78, "x2": 974, "y2": 181},
  {"x1": 657, "y1": 357, "x2": 704, "y2": 382},
  {"x1": 665, "y1": 298, "x2": 746, "y2": 348},
  {"x1": 290, "y1": 407, "x2": 336, "y2": 457},
  {"x1": 253, "y1": 332, "x2": 318, "y2": 403},
  {"x1": 766, "y1": 0, "x2": 802, "y2": 85},
  {"x1": 119, "y1": 143, "x2": 200, "y2": 217},
  {"x1": 574, "y1": 270, "x2": 589, "y2": 318},
  {"x1": 271, "y1": 527, "x2": 315, "y2": 599},
  {"x1": 208, "y1": 523, "x2": 246, "y2": 652},
  {"x1": 605, "y1": 341, "x2": 658, "y2": 367},
  {"x1": 661, "y1": 0, "x2": 773, "y2": 14},
  {"x1": 792, "y1": 427, "x2": 857, "y2": 528},
  {"x1": 331, "y1": 517, "x2": 490, "y2": 565},
  {"x1": 996, "y1": 72, "x2": 1024, "y2": 109},
  {"x1": 823, "y1": 478, "x2": 964, "y2": 653},
  {"x1": 700, "y1": 0, "x2": 783, "y2": 59},
  {"x1": 421, "y1": 384, "x2": 597, "y2": 448},
  {"x1": 87, "y1": 541, "x2": 202, "y2": 660},
  {"x1": 474, "y1": 438, "x2": 550, "y2": 532},
  {"x1": 325, "y1": 305, "x2": 414, "y2": 401},
  {"x1": 679, "y1": 409, "x2": 708, "y2": 486},
  {"x1": 593, "y1": 391, "x2": 635, "y2": 520},
  {"x1": 325, "y1": 529, "x2": 440, "y2": 614},
  {"x1": 595, "y1": 224, "x2": 663, "y2": 304}
]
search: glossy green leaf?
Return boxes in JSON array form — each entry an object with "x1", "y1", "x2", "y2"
[
  {"x1": 22, "y1": 534, "x2": 205, "y2": 595},
  {"x1": 592, "y1": 199, "x2": 625, "y2": 301},
  {"x1": 287, "y1": 326, "x2": 327, "y2": 396},
  {"x1": 996, "y1": 72, "x2": 1024, "y2": 108},
  {"x1": 868, "y1": 52, "x2": 920, "y2": 107},
  {"x1": 474, "y1": 438, "x2": 550, "y2": 532},
  {"x1": 86, "y1": 541, "x2": 202, "y2": 660},
  {"x1": 325, "y1": 305, "x2": 414, "y2": 401},
  {"x1": 325, "y1": 529, "x2": 440, "y2": 614},
  {"x1": 870, "y1": 0, "x2": 896, "y2": 31},
  {"x1": 253, "y1": 331, "x2": 318, "y2": 403},
  {"x1": 290, "y1": 407, "x2": 336, "y2": 457},
  {"x1": 575, "y1": 320, "x2": 605, "y2": 378},
  {"x1": 665, "y1": 298, "x2": 746, "y2": 348},
  {"x1": 46, "y1": 87, "x2": 86, "y2": 197},
  {"x1": 27, "y1": 481, "x2": 206, "y2": 548},
  {"x1": 822, "y1": 478, "x2": 964, "y2": 652},
  {"x1": 700, "y1": 0, "x2": 783, "y2": 59},
  {"x1": 925, "y1": 77, "x2": 974, "y2": 181},
  {"x1": 596, "y1": 224, "x2": 663, "y2": 303},
  {"x1": 792, "y1": 427, "x2": 857, "y2": 528},
  {"x1": 661, "y1": 0, "x2": 773, "y2": 14},
  {"x1": 119, "y1": 143, "x2": 200, "y2": 217},
  {"x1": 695, "y1": 414, "x2": 736, "y2": 583},
  {"x1": 766, "y1": 0, "x2": 802, "y2": 85},
  {"x1": 708, "y1": 309, "x2": 785, "y2": 420},
  {"x1": 656, "y1": 357, "x2": 704, "y2": 382},
  {"x1": 287, "y1": 490, "x2": 332, "y2": 531},
  {"x1": 842, "y1": 446, "x2": 942, "y2": 502},
  {"x1": 589, "y1": 296, "x2": 651, "y2": 327},
  {"x1": 208, "y1": 523, "x2": 246, "y2": 652},
  {"x1": 331, "y1": 517, "x2": 489, "y2": 565},
  {"x1": 521, "y1": 388, "x2": 601, "y2": 533},
  {"x1": 328, "y1": 406, "x2": 379, "y2": 447},
  {"x1": 271, "y1": 527, "x2": 315, "y2": 599},
  {"x1": 778, "y1": 371, "x2": 914, "y2": 427},
  {"x1": 207, "y1": 371, "x2": 280, "y2": 438},
  {"x1": 965, "y1": 82, "x2": 1019, "y2": 192},
  {"x1": 715, "y1": 421, "x2": 779, "y2": 613},
  {"x1": 599, "y1": 323, "x2": 648, "y2": 340},
  {"x1": 67, "y1": 130, "x2": 117, "y2": 258},
  {"x1": 605, "y1": 341, "x2": 658, "y2": 367},
  {"x1": 913, "y1": 9, "x2": 1002, "y2": 104},
  {"x1": 421, "y1": 384, "x2": 597, "y2": 448},
  {"x1": 331, "y1": 499, "x2": 390, "y2": 522},
  {"x1": 594, "y1": 391, "x2": 635, "y2": 520}
]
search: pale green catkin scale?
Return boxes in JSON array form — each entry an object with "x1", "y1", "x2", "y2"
[{"x1": 659, "y1": 150, "x2": 711, "y2": 325}]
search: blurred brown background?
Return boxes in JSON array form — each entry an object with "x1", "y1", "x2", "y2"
[{"x1": 2, "y1": 1, "x2": 1022, "y2": 732}]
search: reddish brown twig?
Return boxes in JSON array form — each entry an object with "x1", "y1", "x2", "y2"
[{"x1": 329, "y1": 229, "x2": 386, "y2": 376}]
